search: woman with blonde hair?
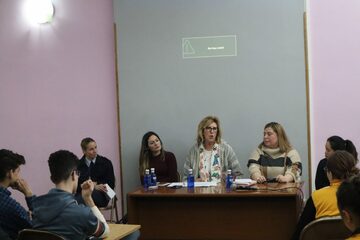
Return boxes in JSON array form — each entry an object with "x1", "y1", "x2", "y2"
[
  {"x1": 184, "y1": 116, "x2": 242, "y2": 182},
  {"x1": 248, "y1": 122, "x2": 302, "y2": 183},
  {"x1": 139, "y1": 131, "x2": 178, "y2": 184}
]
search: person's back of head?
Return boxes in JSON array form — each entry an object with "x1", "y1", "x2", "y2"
[
  {"x1": 327, "y1": 150, "x2": 359, "y2": 180},
  {"x1": 0, "y1": 149, "x2": 25, "y2": 182},
  {"x1": 48, "y1": 150, "x2": 79, "y2": 185},
  {"x1": 337, "y1": 174, "x2": 360, "y2": 233}
]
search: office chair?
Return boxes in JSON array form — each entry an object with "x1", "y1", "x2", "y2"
[
  {"x1": 17, "y1": 229, "x2": 65, "y2": 240},
  {"x1": 99, "y1": 196, "x2": 119, "y2": 223},
  {"x1": 300, "y1": 216, "x2": 352, "y2": 240}
]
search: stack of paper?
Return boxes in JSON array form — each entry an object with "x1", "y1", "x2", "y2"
[
  {"x1": 105, "y1": 184, "x2": 116, "y2": 199},
  {"x1": 234, "y1": 179, "x2": 257, "y2": 186}
]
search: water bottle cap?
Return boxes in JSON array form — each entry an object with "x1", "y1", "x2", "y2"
[
  {"x1": 145, "y1": 169, "x2": 149, "y2": 174},
  {"x1": 150, "y1": 168, "x2": 155, "y2": 172},
  {"x1": 227, "y1": 169, "x2": 232, "y2": 174},
  {"x1": 189, "y1": 169, "x2": 193, "y2": 174}
]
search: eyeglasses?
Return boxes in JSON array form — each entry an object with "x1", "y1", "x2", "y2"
[{"x1": 205, "y1": 127, "x2": 218, "y2": 132}]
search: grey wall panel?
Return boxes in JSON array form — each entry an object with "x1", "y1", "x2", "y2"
[{"x1": 114, "y1": 0, "x2": 308, "y2": 210}]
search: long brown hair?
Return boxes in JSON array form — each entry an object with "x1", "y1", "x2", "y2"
[
  {"x1": 259, "y1": 122, "x2": 292, "y2": 153},
  {"x1": 327, "y1": 150, "x2": 359, "y2": 180},
  {"x1": 139, "y1": 131, "x2": 165, "y2": 176}
]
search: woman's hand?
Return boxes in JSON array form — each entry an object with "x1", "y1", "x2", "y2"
[
  {"x1": 276, "y1": 174, "x2": 293, "y2": 183},
  {"x1": 256, "y1": 176, "x2": 267, "y2": 183}
]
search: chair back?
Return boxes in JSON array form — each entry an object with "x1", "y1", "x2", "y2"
[
  {"x1": 300, "y1": 216, "x2": 352, "y2": 240},
  {"x1": 17, "y1": 229, "x2": 65, "y2": 240},
  {"x1": 99, "y1": 196, "x2": 119, "y2": 223}
]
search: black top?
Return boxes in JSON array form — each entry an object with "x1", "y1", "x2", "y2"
[
  {"x1": 291, "y1": 197, "x2": 316, "y2": 240},
  {"x1": 315, "y1": 158, "x2": 329, "y2": 190},
  {"x1": 140, "y1": 151, "x2": 178, "y2": 184},
  {"x1": 77, "y1": 155, "x2": 115, "y2": 193}
]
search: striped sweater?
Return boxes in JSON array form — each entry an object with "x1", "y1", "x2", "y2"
[{"x1": 248, "y1": 146, "x2": 302, "y2": 181}]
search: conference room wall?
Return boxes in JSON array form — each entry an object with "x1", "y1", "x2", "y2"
[
  {"x1": 307, "y1": 0, "x2": 360, "y2": 190},
  {"x1": 0, "y1": 0, "x2": 121, "y2": 213},
  {"x1": 114, "y1": 0, "x2": 309, "y2": 207}
]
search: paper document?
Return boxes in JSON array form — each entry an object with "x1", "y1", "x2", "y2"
[
  {"x1": 167, "y1": 182, "x2": 184, "y2": 188},
  {"x1": 234, "y1": 179, "x2": 257, "y2": 186},
  {"x1": 105, "y1": 184, "x2": 116, "y2": 199},
  {"x1": 167, "y1": 182, "x2": 218, "y2": 188}
]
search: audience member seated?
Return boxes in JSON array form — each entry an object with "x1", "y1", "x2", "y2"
[
  {"x1": 184, "y1": 116, "x2": 242, "y2": 182},
  {"x1": 292, "y1": 150, "x2": 359, "y2": 240},
  {"x1": 32, "y1": 150, "x2": 110, "y2": 240},
  {"x1": 0, "y1": 149, "x2": 34, "y2": 240},
  {"x1": 315, "y1": 136, "x2": 358, "y2": 190},
  {"x1": 75, "y1": 137, "x2": 115, "y2": 208},
  {"x1": 0, "y1": 226, "x2": 11, "y2": 240},
  {"x1": 248, "y1": 122, "x2": 302, "y2": 183},
  {"x1": 139, "y1": 131, "x2": 178, "y2": 184},
  {"x1": 337, "y1": 174, "x2": 360, "y2": 240}
]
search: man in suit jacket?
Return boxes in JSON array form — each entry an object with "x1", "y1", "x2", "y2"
[{"x1": 75, "y1": 138, "x2": 115, "y2": 208}]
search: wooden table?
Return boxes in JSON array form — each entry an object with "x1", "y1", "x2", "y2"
[
  {"x1": 127, "y1": 182, "x2": 303, "y2": 240},
  {"x1": 106, "y1": 223, "x2": 141, "y2": 240}
]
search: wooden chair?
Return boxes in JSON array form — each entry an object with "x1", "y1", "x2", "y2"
[
  {"x1": 17, "y1": 229, "x2": 65, "y2": 240},
  {"x1": 99, "y1": 196, "x2": 119, "y2": 223},
  {"x1": 300, "y1": 216, "x2": 352, "y2": 240}
]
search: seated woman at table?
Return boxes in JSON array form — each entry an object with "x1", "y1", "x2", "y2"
[
  {"x1": 139, "y1": 131, "x2": 178, "y2": 184},
  {"x1": 248, "y1": 122, "x2": 301, "y2": 183},
  {"x1": 184, "y1": 116, "x2": 242, "y2": 182},
  {"x1": 315, "y1": 136, "x2": 358, "y2": 190},
  {"x1": 291, "y1": 150, "x2": 359, "y2": 240}
]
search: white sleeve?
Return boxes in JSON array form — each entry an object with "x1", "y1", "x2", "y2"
[{"x1": 90, "y1": 206, "x2": 110, "y2": 238}]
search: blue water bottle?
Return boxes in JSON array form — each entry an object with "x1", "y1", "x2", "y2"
[
  {"x1": 144, "y1": 169, "x2": 150, "y2": 190},
  {"x1": 150, "y1": 168, "x2": 157, "y2": 186},
  {"x1": 226, "y1": 169, "x2": 233, "y2": 191},
  {"x1": 187, "y1": 169, "x2": 194, "y2": 190}
]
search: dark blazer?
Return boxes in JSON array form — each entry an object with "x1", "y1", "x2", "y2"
[{"x1": 77, "y1": 155, "x2": 115, "y2": 193}]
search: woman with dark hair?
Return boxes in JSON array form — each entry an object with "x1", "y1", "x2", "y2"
[
  {"x1": 337, "y1": 175, "x2": 360, "y2": 240},
  {"x1": 139, "y1": 131, "x2": 178, "y2": 184},
  {"x1": 292, "y1": 150, "x2": 359, "y2": 240},
  {"x1": 315, "y1": 136, "x2": 358, "y2": 190}
]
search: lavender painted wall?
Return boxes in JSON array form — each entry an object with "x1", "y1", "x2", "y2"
[
  {"x1": 308, "y1": 0, "x2": 360, "y2": 188},
  {"x1": 0, "y1": 0, "x2": 121, "y2": 213}
]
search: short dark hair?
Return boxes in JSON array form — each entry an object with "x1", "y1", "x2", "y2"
[
  {"x1": 80, "y1": 137, "x2": 95, "y2": 151},
  {"x1": 337, "y1": 174, "x2": 360, "y2": 218},
  {"x1": 48, "y1": 150, "x2": 79, "y2": 184},
  {"x1": 0, "y1": 149, "x2": 25, "y2": 181}
]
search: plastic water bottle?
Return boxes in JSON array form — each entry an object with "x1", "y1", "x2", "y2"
[
  {"x1": 226, "y1": 169, "x2": 233, "y2": 191},
  {"x1": 144, "y1": 169, "x2": 150, "y2": 190},
  {"x1": 150, "y1": 168, "x2": 157, "y2": 186},
  {"x1": 187, "y1": 169, "x2": 194, "y2": 190}
]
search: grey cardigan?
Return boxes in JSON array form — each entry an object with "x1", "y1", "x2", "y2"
[{"x1": 183, "y1": 140, "x2": 242, "y2": 179}]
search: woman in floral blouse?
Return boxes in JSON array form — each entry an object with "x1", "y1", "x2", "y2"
[{"x1": 184, "y1": 116, "x2": 242, "y2": 182}]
